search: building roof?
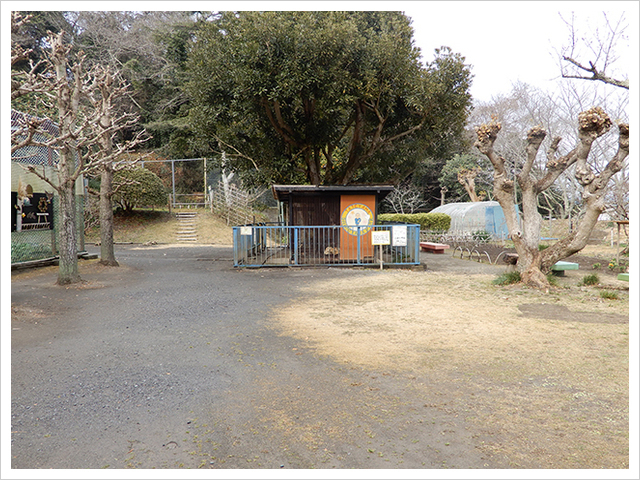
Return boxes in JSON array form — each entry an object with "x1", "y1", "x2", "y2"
[{"x1": 271, "y1": 184, "x2": 395, "y2": 202}]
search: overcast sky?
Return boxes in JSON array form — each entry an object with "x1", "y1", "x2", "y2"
[{"x1": 402, "y1": 1, "x2": 636, "y2": 102}]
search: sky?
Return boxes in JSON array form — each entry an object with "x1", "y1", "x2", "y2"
[{"x1": 402, "y1": 1, "x2": 637, "y2": 102}]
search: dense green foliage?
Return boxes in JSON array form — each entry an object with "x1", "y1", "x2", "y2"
[
  {"x1": 378, "y1": 212, "x2": 451, "y2": 231},
  {"x1": 113, "y1": 167, "x2": 167, "y2": 211},
  {"x1": 12, "y1": 11, "x2": 474, "y2": 203},
  {"x1": 185, "y1": 11, "x2": 472, "y2": 187}
]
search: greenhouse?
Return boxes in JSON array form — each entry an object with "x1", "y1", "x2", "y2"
[{"x1": 430, "y1": 201, "x2": 518, "y2": 240}]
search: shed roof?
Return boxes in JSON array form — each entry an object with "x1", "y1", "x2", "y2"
[{"x1": 271, "y1": 184, "x2": 394, "y2": 202}]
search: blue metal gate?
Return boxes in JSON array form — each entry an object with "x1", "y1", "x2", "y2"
[{"x1": 233, "y1": 224, "x2": 420, "y2": 267}]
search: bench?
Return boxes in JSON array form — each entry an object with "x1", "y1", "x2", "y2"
[
  {"x1": 617, "y1": 273, "x2": 629, "y2": 282},
  {"x1": 420, "y1": 242, "x2": 450, "y2": 254},
  {"x1": 550, "y1": 260, "x2": 579, "y2": 276}
]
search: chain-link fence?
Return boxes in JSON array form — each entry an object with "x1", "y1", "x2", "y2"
[
  {"x1": 11, "y1": 110, "x2": 86, "y2": 265},
  {"x1": 211, "y1": 181, "x2": 255, "y2": 226},
  {"x1": 11, "y1": 195, "x2": 85, "y2": 264}
]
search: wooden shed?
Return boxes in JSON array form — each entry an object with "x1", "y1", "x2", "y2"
[
  {"x1": 271, "y1": 184, "x2": 394, "y2": 226},
  {"x1": 271, "y1": 185, "x2": 394, "y2": 261}
]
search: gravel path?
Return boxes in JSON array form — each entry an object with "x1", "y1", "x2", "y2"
[{"x1": 10, "y1": 245, "x2": 506, "y2": 470}]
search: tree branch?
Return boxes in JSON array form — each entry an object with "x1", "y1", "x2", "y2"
[{"x1": 562, "y1": 56, "x2": 629, "y2": 89}]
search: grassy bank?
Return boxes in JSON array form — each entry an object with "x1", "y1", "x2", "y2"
[{"x1": 85, "y1": 208, "x2": 233, "y2": 245}]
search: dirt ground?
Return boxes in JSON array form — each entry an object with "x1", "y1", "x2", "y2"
[
  {"x1": 10, "y1": 217, "x2": 633, "y2": 471},
  {"x1": 272, "y1": 250, "x2": 631, "y2": 469}
]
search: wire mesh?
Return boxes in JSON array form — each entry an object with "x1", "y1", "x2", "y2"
[{"x1": 11, "y1": 191, "x2": 85, "y2": 264}]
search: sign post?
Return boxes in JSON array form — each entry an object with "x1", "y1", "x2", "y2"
[{"x1": 372, "y1": 230, "x2": 391, "y2": 270}]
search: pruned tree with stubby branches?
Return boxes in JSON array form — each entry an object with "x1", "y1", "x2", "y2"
[
  {"x1": 11, "y1": 13, "x2": 148, "y2": 282},
  {"x1": 84, "y1": 66, "x2": 150, "y2": 266},
  {"x1": 474, "y1": 107, "x2": 629, "y2": 289}
]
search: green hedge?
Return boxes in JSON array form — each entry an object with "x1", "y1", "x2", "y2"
[{"x1": 378, "y1": 213, "x2": 451, "y2": 231}]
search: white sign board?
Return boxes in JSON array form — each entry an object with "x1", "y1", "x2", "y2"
[
  {"x1": 392, "y1": 225, "x2": 407, "y2": 246},
  {"x1": 240, "y1": 226, "x2": 252, "y2": 236},
  {"x1": 371, "y1": 230, "x2": 391, "y2": 245}
]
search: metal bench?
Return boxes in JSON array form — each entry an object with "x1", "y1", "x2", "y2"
[{"x1": 420, "y1": 242, "x2": 450, "y2": 254}]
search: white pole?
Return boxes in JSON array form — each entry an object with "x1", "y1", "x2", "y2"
[
  {"x1": 171, "y1": 160, "x2": 176, "y2": 209},
  {"x1": 203, "y1": 157, "x2": 207, "y2": 208}
]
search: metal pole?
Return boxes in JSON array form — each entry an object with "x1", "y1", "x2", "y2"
[
  {"x1": 171, "y1": 160, "x2": 176, "y2": 209},
  {"x1": 203, "y1": 158, "x2": 207, "y2": 208},
  {"x1": 617, "y1": 222, "x2": 621, "y2": 264}
]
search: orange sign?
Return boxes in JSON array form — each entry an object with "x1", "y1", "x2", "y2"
[{"x1": 339, "y1": 195, "x2": 376, "y2": 260}]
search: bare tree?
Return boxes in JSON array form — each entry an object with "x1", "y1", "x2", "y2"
[
  {"x1": 11, "y1": 13, "x2": 49, "y2": 101},
  {"x1": 11, "y1": 14, "x2": 147, "y2": 283},
  {"x1": 457, "y1": 167, "x2": 486, "y2": 202},
  {"x1": 474, "y1": 107, "x2": 629, "y2": 289},
  {"x1": 469, "y1": 81, "x2": 628, "y2": 224},
  {"x1": 559, "y1": 12, "x2": 629, "y2": 90},
  {"x1": 383, "y1": 183, "x2": 426, "y2": 214},
  {"x1": 84, "y1": 66, "x2": 149, "y2": 266}
]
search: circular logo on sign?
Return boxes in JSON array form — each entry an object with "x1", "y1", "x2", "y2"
[{"x1": 341, "y1": 203, "x2": 374, "y2": 236}]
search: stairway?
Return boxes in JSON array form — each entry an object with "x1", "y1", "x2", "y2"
[{"x1": 175, "y1": 211, "x2": 198, "y2": 243}]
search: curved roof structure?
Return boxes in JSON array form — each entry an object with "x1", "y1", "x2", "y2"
[{"x1": 431, "y1": 201, "x2": 517, "y2": 239}]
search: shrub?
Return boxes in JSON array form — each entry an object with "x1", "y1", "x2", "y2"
[
  {"x1": 378, "y1": 212, "x2": 451, "y2": 231},
  {"x1": 600, "y1": 290, "x2": 619, "y2": 300},
  {"x1": 538, "y1": 244, "x2": 550, "y2": 251},
  {"x1": 592, "y1": 263, "x2": 601, "y2": 270},
  {"x1": 492, "y1": 271, "x2": 521, "y2": 285},
  {"x1": 581, "y1": 274, "x2": 600, "y2": 286},
  {"x1": 113, "y1": 166, "x2": 167, "y2": 212}
]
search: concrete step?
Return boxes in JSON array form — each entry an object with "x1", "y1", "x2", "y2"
[{"x1": 176, "y1": 211, "x2": 198, "y2": 242}]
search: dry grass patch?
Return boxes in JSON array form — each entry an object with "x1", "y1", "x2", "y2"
[
  {"x1": 85, "y1": 209, "x2": 233, "y2": 245},
  {"x1": 272, "y1": 270, "x2": 629, "y2": 468}
]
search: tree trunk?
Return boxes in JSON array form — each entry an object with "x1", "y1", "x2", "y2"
[
  {"x1": 53, "y1": 33, "x2": 84, "y2": 285},
  {"x1": 516, "y1": 186, "x2": 546, "y2": 287},
  {"x1": 56, "y1": 180, "x2": 81, "y2": 285},
  {"x1": 440, "y1": 186, "x2": 448, "y2": 206},
  {"x1": 306, "y1": 148, "x2": 322, "y2": 185},
  {"x1": 99, "y1": 165, "x2": 119, "y2": 266}
]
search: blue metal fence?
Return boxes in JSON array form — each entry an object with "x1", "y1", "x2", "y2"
[{"x1": 233, "y1": 224, "x2": 420, "y2": 268}]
